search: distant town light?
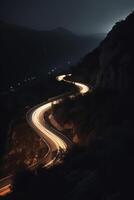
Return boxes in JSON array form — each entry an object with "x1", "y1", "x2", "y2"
[
  {"x1": 10, "y1": 86, "x2": 15, "y2": 92},
  {"x1": 31, "y1": 76, "x2": 36, "y2": 80},
  {"x1": 67, "y1": 61, "x2": 71, "y2": 65}
]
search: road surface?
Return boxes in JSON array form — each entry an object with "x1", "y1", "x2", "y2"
[
  {"x1": 0, "y1": 74, "x2": 90, "y2": 196},
  {"x1": 27, "y1": 74, "x2": 89, "y2": 168}
]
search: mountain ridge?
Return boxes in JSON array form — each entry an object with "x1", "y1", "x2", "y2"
[{"x1": 1, "y1": 20, "x2": 104, "y2": 90}]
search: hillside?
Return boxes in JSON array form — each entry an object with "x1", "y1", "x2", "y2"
[
  {"x1": 52, "y1": 11, "x2": 134, "y2": 199},
  {"x1": 2, "y1": 12, "x2": 134, "y2": 200},
  {"x1": 0, "y1": 20, "x2": 104, "y2": 90},
  {"x1": 71, "y1": 12, "x2": 134, "y2": 93}
]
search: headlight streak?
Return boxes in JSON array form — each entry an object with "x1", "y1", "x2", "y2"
[{"x1": 0, "y1": 74, "x2": 90, "y2": 196}]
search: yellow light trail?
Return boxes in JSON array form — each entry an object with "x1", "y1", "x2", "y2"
[
  {"x1": 57, "y1": 74, "x2": 90, "y2": 94},
  {"x1": 0, "y1": 74, "x2": 90, "y2": 196},
  {"x1": 31, "y1": 74, "x2": 89, "y2": 167},
  {"x1": 31, "y1": 101, "x2": 67, "y2": 167},
  {"x1": 0, "y1": 185, "x2": 11, "y2": 196}
]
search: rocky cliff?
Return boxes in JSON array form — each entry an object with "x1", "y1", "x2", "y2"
[
  {"x1": 72, "y1": 12, "x2": 134, "y2": 93},
  {"x1": 3, "y1": 12, "x2": 134, "y2": 200}
]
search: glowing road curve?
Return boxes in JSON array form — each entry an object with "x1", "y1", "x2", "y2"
[
  {"x1": 27, "y1": 74, "x2": 90, "y2": 168},
  {"x1": 0, "y1": 74, "x2": 90, "y2": 196}
]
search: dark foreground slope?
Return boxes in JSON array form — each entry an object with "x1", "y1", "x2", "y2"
[{"x1": 2, "y1": 12, "x2": 134, "y2": 200}]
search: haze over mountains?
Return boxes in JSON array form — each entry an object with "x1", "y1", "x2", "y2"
[
  {"x1": 71, "y1": 11, "x2": 134, "y2": 92},
  {"x1": 1, "y1": 9, "x2": 134, "y2": 200},
  {"x1": 0, "y1": 20, "x2": 105, "y2": 91}
]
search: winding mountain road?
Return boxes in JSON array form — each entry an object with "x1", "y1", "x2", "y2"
[
  {"x1": 0, "y1": 74, "x2": 90, "y2": 196},
  {"x1": 27, "y1": 74, "x2": 89, "y2": 167}
]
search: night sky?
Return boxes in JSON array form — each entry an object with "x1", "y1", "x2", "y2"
[{"x1": 0, "y1": 0, "x2": 134, "y2": 34}]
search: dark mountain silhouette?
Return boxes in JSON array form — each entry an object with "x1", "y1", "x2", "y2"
[
  {"x1": 72, "y1": 11, "x2": 134, "y2": 92},
  {"x1": 0, "y1": 20, "x2": 104, "y2": 90},
  {"x1": 51, "y1": 27, "x2": 75, "y2": 35},
  {"x1": 3, "y1": 12, "x2": 134, "y2": 200},
  {"x1": 57, "y1": 11, "x2": 134, "y2": 200}
]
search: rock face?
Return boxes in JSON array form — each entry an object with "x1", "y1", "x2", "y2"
[
  {"x1": 60, "y1": 12, "x2": 134, "y2": 199},
  {"x1": 98, "y1": 12, "x2": 134, "y2": 91},
  {"x1": 5, "y1": 12, "x2": 134, "y2": 200},
  {"x1": 74, "y1": 12, "x2": 134, "y2": 92}
]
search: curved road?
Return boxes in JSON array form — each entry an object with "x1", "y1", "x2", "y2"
[
  {"x1": 0, "y1": 74, "x2": 90, "y2": 196},
  {"x1": 27, "y1": 74, "x2": 89, "y2": 168}
]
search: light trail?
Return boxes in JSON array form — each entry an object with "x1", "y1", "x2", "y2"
[
  {"x1": 57, "y1": 74, "x2": 90, "y2": 95},
  {"x1": 29, "y1": 74, "x2": 90, "y2": 168},
  {"x1": 0, "y1": 184, "x2": 11, "y2": 196},
  {"x1": 74, "y1": 82, "x2": 89, "y2": 94},
  {"x1": 0, "y1": 74, "x2": 90, "y2": 196},
  {"x1": 31, "y1": 102, "x2": 67, "y2": 167},
  {"x1": 0, "y1": 176, "x2": 12, "y2": 197}
]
